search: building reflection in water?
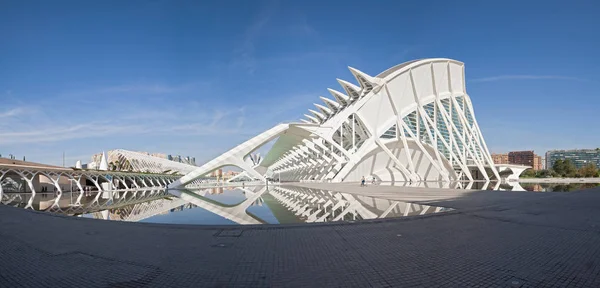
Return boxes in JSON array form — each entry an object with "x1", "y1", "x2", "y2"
[
  {"x1": 1, "y1": 181, "x2": 598, "y2": 225},
  {"x1": 520, "y1": 182, "x2": 600, "y2": 192}
]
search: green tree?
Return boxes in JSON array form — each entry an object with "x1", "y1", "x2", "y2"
[
  {"x1": 537, "y1": 169, "x2": 552, "y2": 178},
  {"x1": 521, "y1": 169, "x2": 536, "y2": 178},
  {"x1": 564, "y1": 159, "x2": 577, "y2": 177},
  {"x1": 552, "y1": 159, "x2": 577, "y2": 177},
  {"x1": 578, "y1": 163, "x2": 598, "y2": 178},
  {"x1": 552, "y1": 160, "x2": 565, "y2": 176}
]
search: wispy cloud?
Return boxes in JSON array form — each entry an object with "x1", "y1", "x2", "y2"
[
  {"x1": 471, "y1": 75, "x2": 587, "y2": 83},
  {"x1": 0, "y1": 107, "x2": 25, "y2": 118},
  {"x1": 230, "y1": 1, "x2": 279, "y2": 74},
  {"x1": 0, "y1": 94, "x2": 252, "y2": 146},
  {"x1": 60, "y1": 81, "x2": 208, "y2": 101},
  {"x1": 288, "y1": 15, "x2": 318, "y2": 37},
  {"x1": 0, "y1": 122, "x2": 143, "y2": 144},
  {"x1": 97, "y1": 83, "x2": 193, "y2": 94},
  {"x1": 389, "y1": 45, "x2": 423, "y2": 63},
  {"x1": 167, "y1": 107, "x2": 249, "y2": 136},
  {"x1": 246, "y1": 92, "x2": 316, "y2": 123}
]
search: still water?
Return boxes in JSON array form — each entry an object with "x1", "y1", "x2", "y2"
[
  {"x1": 1, "y1": 182, "x2": 598, "y2": 225},
  {"x1": 519, "y1": 182, "x2": 600, "y2": 192}
]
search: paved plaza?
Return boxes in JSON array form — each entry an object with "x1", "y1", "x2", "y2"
[{"x1": 2, "y1": 184, "x2": 600, "y2": 287}]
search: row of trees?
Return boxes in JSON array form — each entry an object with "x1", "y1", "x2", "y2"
[
  {"x1": 521, "y1": 159, "x2": 600, "y2": 178},
  {"x1": 0, "y1": 154, "x2": 25, "y2": 161}
]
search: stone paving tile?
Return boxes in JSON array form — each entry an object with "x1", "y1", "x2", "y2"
[{"x1": 2, "y1": 187, "x2": 600, "y2": 287}]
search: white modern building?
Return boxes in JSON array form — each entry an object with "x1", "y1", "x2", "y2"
[
  {"x1": 169, "y1": 58, "x2": 500, "y2": 188},
  {"x1": 89, "y1": 149, "x2": 198, "y2": 175}
]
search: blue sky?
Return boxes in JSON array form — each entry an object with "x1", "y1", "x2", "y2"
[{"x1": 1, "y1": 0, "x2": 599, "y2": 166}]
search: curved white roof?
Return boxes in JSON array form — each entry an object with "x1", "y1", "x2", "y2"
[
  {"x1": 169, "y1": 58, "x2": 500, "y2": 187},
  {"x1": 107, "y1": 149, "x2": 197, "y2": 175}
]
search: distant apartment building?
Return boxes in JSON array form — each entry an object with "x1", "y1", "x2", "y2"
[
  {"x1": 491, "y1": 153, "x2": 509, "y2": 164},
  {"x1": 508, "y1": 151, "x2": 543, "y2": 170},
  {"x1": 225, "y1": 170, "x2": 240, "y2": 177},
  {"x1": 533, "y1": 155, "x2": 542, "y2": 171},
  {"x1": 546, "y1": 149, "x2": 600, "y2": 169},
  {"x1": 166, "y1": 155, "x2": 196, "y2": 165},
  {"x1": 492, "y1": 151, "x2": 543, "y2": 170},
  {"x1": 540, "y1": 158, "x2": 546, "y2": 170},
  {"x1": 211, "y1": 169, "x2": 223, "y2": 178}
]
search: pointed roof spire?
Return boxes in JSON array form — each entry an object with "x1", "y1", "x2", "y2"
[
  {"x1": 348, "y1": 67, "x2": 376, "y2": 92},
  {"x1": 314, "y1": 103, "x2": 332, "y2": 117},
  {"x1": 99, "y1": 151, "x2": 109, "y2": 171},
  {"x1": 320, "y1": 96, "x2": 341, "y2": 113},
  {"x1": 336, "y1": 79, "x2": 362, "y2": 100},
  {"x1": 327, "y1": 88, "x2": 350, "y2": 105},
  {"x1": 304, "y1": 114, "x2": 319, "y2": 123},
  {"x1": 308, "y1": 109, "x2": 325, "y2": 120}
]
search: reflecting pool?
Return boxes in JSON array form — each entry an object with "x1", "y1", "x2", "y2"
[
  {"x1": 519, "y1": 182, "x2": 600, "y2": 192},
  {"x1": 1, "y1": 181, "x2": 598, "y2": 225},
  {"x1": 0, "y1": 185, "x2": 453, "y2": 225},
  {"x1": 372, "y1": 180, "x2": 600, "y2": 192}
]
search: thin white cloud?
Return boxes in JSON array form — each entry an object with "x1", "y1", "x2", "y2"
[
  {"x1": 471, "y1": 75, "x2": 586, "y2": 83},
  {"x1": 0, "y1": 107, "x2": 25, "y2": 118},
  {"x1": 99, "y1": 84, "x2": 189, "y2": 94},
  {"x1": 0, "y1": 122, "x2": 144, "y2": 144},
  {"x1": 288, "y1": 15, "x2": 318, "y2": 37},
  {"x1": 0, "y1": 75, "x2": 315, "y2": 164},
  {"x1": 236, "y1": 116, "x2": 245, "y2": 128},
  {"x1": 389, "y1": 45, "x2": 423, "y2": 63},
  {"x1": 0, "y1": 101, "x2": 253, "y2": 145},
  {"x1": 60, "y1": 81, "x2": 208, "y2": 101},
  {"x1": 230, "y1": 1, "x2": 279, "y2": 74},
  {"x1": 169, "y1": 123, "x2": 246, "y2": 136}
]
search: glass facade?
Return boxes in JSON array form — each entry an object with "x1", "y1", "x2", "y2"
[
  {"x1": 383, "y1": 95, "x2": 484, "y2": 168},
  {"x1": 546, "y1": 149, "x2": 600, "y2": 169}
]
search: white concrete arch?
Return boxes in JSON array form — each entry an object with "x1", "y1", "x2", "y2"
[
  {"x1": 170, "y1": 58, "x2": 499, "y2": 187},
  {"x1": 496, "y1": 164, "x2": 531, "y2": 182}
]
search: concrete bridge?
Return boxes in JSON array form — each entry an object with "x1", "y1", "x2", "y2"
[
  {"x1": 0, "y1": 161, "x2": 180, "y2": 209},
  {"x1": 1, "y1": 188, "x2": 171, "y2": 218}
]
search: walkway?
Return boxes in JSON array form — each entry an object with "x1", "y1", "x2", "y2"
[{"x1": 2, "y1": 184, "x2": 600, "y2": 287}]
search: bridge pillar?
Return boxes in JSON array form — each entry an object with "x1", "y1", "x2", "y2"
[
  {"x1": 101, "y1": 182, "x2": 112, "y2": 199},
  {"x1": 31, "y1": 175, "x2": 41, "y2": 193}
]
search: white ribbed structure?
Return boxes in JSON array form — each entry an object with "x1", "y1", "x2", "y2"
[
  {"x1": 170, "y1": 58, "x2": 499, "y2": 188},
  {"x1": 104, "y1": 149, "x2": 197, "y2": 175}
]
